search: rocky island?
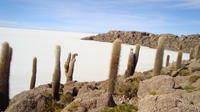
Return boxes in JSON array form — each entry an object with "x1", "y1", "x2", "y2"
[{"x1": 82, "y1": 31, "x2": 200, "y2": 53}]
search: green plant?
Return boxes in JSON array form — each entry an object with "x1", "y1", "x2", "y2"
[
  {"x1": 60, "y1": 93, "x2": 74, "y2": 104},
  {"x1": 106, "y1": 39, "x2": 121, "y2": 107},
  {"x1": 30, "y1": 57, "x2": 37, "y2": 89},
  {"x1": 135, "y1": 44, "x2": 141, "y2": 63},
  {"x1": 0, "y1": 42, "x2": 12, "y2": 111},
  {"x1": 52, "y1": 45, "x2": 61, "y2": 100},
  {"x1": 149, "y1": 91, "x2": 157, "y2": 95},
  {"x1": 101, "y1": 104, "x2": 138, "y2": 112},
  {"x1": 166, "y1": 55, "x2": 170, "y2": 67},
  {"x1": 115, "y1": 75, "x2": 152, "y2": 98},
  {"x1": 179, "y1": 69, "x2": 190, "y2": 76},
  {"x1": 176, "y1": 51, "x2": 183, "y2": 69},
  {"x1": 66, "y1": 101, "x2": 81, "y2": 111},
  {"x1": 153, "y1": 36, "x2": 166, "y2": 76},
  {"x1": 195, "y1": 42, "x2": 200, "y2": 60},
  {"x1": 188, "y1": 76, "x2": 200, "y2": 83},
  {"x1": 189, "y1": 48, "x2": 194, "y2": 60},
  {"x1": 125, "y1": 49, "x2": 136, "y2": 77},
  {"x1": 182, "y1": 86, "x2": 197, "y2": 93},
  {"x1": 43, "y1": 92, "x2": 64, "y2": 112},
  {"x1": 133, "y1": 44, "x2": 141, "y2": 73},
  {"x1": 115, "y1": 80, "x2": 139, "y2": 98},
  {"x1": 65, "y1": 53, "x2": 78, "y2": 82},
  {"x1": 64, "y1": 53, "x2": 71, "y2": 82}
]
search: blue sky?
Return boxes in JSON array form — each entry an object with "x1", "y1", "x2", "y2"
[{"x1": 0, "y1": 0, "x2": 200, "y2": 35}]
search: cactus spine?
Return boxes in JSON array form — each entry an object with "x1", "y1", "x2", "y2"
[
  {"x1": 153, "y1": 36, "x2": 166, "y2": 76},
  {"x1": 64, "y1": 53, "x2": 77, "y2": 82},
  {"x1": 189, "y1": 48, "x2": 194, "y2": 60},
  {"x1": 166, "y1": 55, "x2": 170, "y2": 67},
  {"x1": 0, "y1": 42, "x2": 12, "y2": 111},
  {"x1": 195, "y1": 42, "x2": 200, "y2": 60},
  {"x1": 30, "y1": 57, "x2": 37, "y2": 89},
  {"x1": 52, "y1": 45, "x2": 61, "y2": 100},
  {"x1": 106, "y1": 39, "x2": 121, "y2": 107}
]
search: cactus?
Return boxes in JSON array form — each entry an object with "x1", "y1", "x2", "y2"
[
  {"x1": 125, "y1": 49, "x2": 134, "y2": 77},
  {"x1": 135, "y1": 44, "x2": 140, "y2": 63},
  {"x1": 67, "y1": 58, "x2": 76, "y2": 82},
  {"x1": 124, "y1": 49, "x2": 136, "y2": 77},
  {"x1": 195, "y1": 42, "x2": 200, "y2": 60},
  {"x1": 153, "y1": 36, "x2": 166, "y2": 76},
  {"x1": 52, "y1": 45, "x2": 61, "y2": 100},
  {"x1": 176, "y1": 51, "x2": 183, "y2": 69},
  {"x1": 71, "y1": 53, "x2": 78, "y2": 59},
  {"x1": 106, "y1": 39, "x2": 121, "y2": 107},
  {"x1": 65, "y1": 53, "x2": 77, "y2": 82},
  {"x1": 165, "y1": 55, "x2": 170, "y2": 67},
  {"x1": 30, "y1": 57, "x2": 37, "y2": 89},
  {"x1": 132, "y1": 44, "x2": 140, "y2": 75},
  {"x1": 64, "y1": 53, "x2": 71, "y2": 82},
  {"x1": 179, "y1": 43, "x2": 183, "y2": 51},
  {"x1": 0, "y1": 42, "x2": 12, "y2": 111},
  {"x1": 189, "y1": 48, "x2": 194, "y2": 60}
]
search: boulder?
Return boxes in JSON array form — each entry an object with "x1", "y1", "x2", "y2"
[{"x1": 137, "y1": 75, "x2": 175, "y2": 98}]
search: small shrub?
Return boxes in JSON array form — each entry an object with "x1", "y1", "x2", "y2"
[
  {"x1": 115, "y1": 80, "x2": 139, "y2": 98},
  {"x1": 188, "y1": 76, "x2": 200, "y2": 83},
  {"x1": 115, "y1": 75, "x2": 152, "y2": 98},
  {"x1": 101, "y1": 104, "x2": 138, "y2": 112},
  {"x1": 182, "y1": 86, "x2": 197, "y2": 92},
  {"x1": 66, "y1": 101, "x2": 81, "y2": 111},
  {"x1": 42, "y1": 92, "x2": 64, "y2": 112},
  {"x1": 143, "y1": 70, "x2": 153, "y2": 75},
  {"x1": 149, "y1": 91, "x2": 157, "y2": 95},
  {"x1": 60, "y1": 93, "x2": 74, "y2": 104},
  {"x1": 179, "y1": 69, "x2": 190, "y2": 76}
]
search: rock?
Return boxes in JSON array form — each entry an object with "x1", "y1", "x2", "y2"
[
  {"x1": 62, "y1": 83, "x2": 107, "y2": 112},
  {"x1": 138, "y1": 93, "x2": 200, "y2": 112},
  {"x1": 137, "y1": 75, "x2": 175, "y2": 98},
  {"x1": 188, "y1": 61, "x2": 200, "y2": 73},
  {"x1": 6, "y1": 84, "x2": 52, "y2": 112}
]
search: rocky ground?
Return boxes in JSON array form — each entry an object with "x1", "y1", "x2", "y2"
[
  {"x1": 82, "y1": 31, "x2": 200, "y2": 53},
  {"x1": 5, "y1": 59, "x2": 200, "y2": 112}
]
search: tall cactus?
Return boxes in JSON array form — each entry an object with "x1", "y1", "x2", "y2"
[
  {"x1": 176, "y1": 51, "x2": 183, "y2": 69},
  {"x1": 67, "y1": 58, "x2": 76, "y2": 82},
  {"x1": 153, "y1": 36, "x2": 166, "y2": 76},
  {"x1": 0, "y1": 42, "x2": 12, "y2": 111},
  {"x1": 106, "y1": 39, "x2": 121, "y2": 107},
  {"x1": 125, "y1": 49, "x2": 134, "y2": 77},
  {"x1": 135, "y1": 44, "x2": 141, "y2": 63},
  {"x1": 132, "y1": 44, "x2": 140, "y2": 74},
  {"x1": 176, "y1": 44, "x2": 183, "y2": 69},
  {"x1": 195, "y1": 42, "x2": 200, "y2": 60},
  {"x1": 165, "y1": 55, "x2": 170, "y2": 67},
  {"x1": 64, "y1": 53, "x2": 71, "y2": 82},
  {"x1": 30, "y1": 57, "x2": 37, "y2": 89},
  {"x1": 52, "y1": 45, "x2": 61, "y2": 100},
  {"x1": 65, "y1": 53, "x2": 77, "y2": 82},
  {"x1": 189, "y1": 48, "x2": 194, "y2": 60}
]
